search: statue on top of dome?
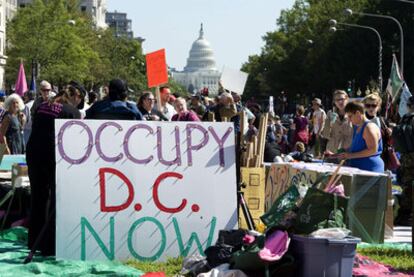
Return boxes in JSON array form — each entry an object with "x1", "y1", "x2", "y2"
[{"x1": 199, "y1": 23, "x2": 204, "y2": 39}]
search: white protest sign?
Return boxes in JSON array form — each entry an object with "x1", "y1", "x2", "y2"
[
  {"x1": 220, "y1": 66, "x2": 248, "y2": 95},
  {"x1": 55, "y1": 120, "x2": 237, "y2": 261}
]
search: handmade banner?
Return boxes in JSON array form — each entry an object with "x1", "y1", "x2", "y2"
[
  {"x1": 146, "y1": 49, "x2": 168, "y2": 88},
  {"x1": 55, "y1": 120, "x2": 237, "y2": 261}
]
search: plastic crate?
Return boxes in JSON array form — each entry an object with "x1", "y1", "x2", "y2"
[{"x1": 291, "y1": 235, "x2": 360, "y2": 277}]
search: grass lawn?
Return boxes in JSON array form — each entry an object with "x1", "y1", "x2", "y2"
[
  {"x1": 125, "y1": 248, "x2": 414, "y2": 276},
  {"x1": 126, "y1": 257, "x2": 183, "y2": 276},
  {"x1": 357, "y1": 247, "x2": 414, "y2": 273}
]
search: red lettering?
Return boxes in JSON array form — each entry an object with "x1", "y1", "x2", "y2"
[
  {"x1": 152, "y1": 172, "x2": 187, "y2": 213},
  {"x1": 99, "y1": 168, "x2": 135, "y2": 212}
]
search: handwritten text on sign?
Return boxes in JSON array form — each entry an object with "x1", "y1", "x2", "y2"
[{"x1": 55, "y1": 120, "x2": 237, "y2": 261}]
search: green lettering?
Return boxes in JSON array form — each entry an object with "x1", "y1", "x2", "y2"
[
  {"x1": 173, "y1": 217, "x2": 217, "y2": 257},
  {"x1": 128, "y1": 217, "x2": 166, "y2": 262},
  {"x1": 81, "y1": 216, "x2": 115, "y2": 260}
]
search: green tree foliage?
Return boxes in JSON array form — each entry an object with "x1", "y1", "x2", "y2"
[
  {"x1": 5, "y1": 0, "x2": 148, "y2": 93},
  {"x1": 242, "y1": 0, "x2": 413, "y2": 105}
]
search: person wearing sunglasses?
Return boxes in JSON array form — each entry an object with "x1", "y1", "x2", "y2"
[
  {"x1": 323, "y1": 90, "x2": 353, "y2": 155},
  {"x1": 363, "y1": 93, "x2": 382, "y2": 128},
  {"x1": 363, "y1": 93, "x2": 395, "y2": 171},
  {"x1": 30, "y1": 80, "x2": 53, "y2": 119},
  {"x1": 137, "y1": 92, "x2": 167, "y2": 121}
]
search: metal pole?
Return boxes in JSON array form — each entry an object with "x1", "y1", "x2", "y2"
[
  {"x1": 353, "y1": 11, "x2": 404, "y2": 76},
  {"x1": 337, "y1": 22, "x2": 383, "y2": 92}
]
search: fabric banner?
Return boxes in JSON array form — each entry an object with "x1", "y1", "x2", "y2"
[
  {"x1": 398, "y1": 83, "x2": 412, "y2": 117},
  {"x1": 55, "y1": 120, "x2": 237, "y2": 261}
]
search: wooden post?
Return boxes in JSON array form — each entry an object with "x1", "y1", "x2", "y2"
[
  {"x1": 240, "y1": 110, "x2": 246, "y2": 143},
  {"x1": 155, "y1": 86, "x2": 162, "y2": 112},
  {"x1": 255, "y1": 113, "x2": 268, "y2": 167},
  {"x1": 208, "y1": 112, "x2": 215, "y2": 122}
]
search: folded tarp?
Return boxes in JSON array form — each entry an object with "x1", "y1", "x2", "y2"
[{"x1": 0, "y1": 227, "x2": 144, "y2": 276}]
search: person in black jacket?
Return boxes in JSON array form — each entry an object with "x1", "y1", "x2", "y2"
[
  {"x1": 86, "y1": 79, "x2": 142, "y2": 120},
  {"x1": 26, "y1": 84, "x2": 84, "y2": 256}
]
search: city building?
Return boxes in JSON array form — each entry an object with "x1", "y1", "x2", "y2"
[
  {"x1": 105, "y1": 11, "x2": 133, "y2": 39},
  {"x1": 0, "y1": 0, "x2": 18, "y2": 89},
  {"x1": 17, "y1": 0, "x2": 107, "y2": 28},
  {"x1": 79, "y1": 0, "x2": 107, "y2": 29},
  {"x1": 5, "y1": 0, "x2": 17, "y2": 19},
  {"x1": 171, "y1": 24, "x2": 221, "y2": 95}
]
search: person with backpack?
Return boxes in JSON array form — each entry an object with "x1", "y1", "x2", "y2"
[{"x1": 392, "y1": 96, "x2": 414, "y2": 225}]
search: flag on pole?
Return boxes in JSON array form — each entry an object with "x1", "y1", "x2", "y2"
[
  {"x1": 14, "y1": 61, "x2": 28, "y2": 97},
  {"x1": 386, "y1": 54, "x2": 404, "y2": 103},
  {"x1": 398, "y1": 83, "x2": 412, "y2": 117},
  {"x1": 29, "y1": 67, "x2": 36, "y2": 92}
]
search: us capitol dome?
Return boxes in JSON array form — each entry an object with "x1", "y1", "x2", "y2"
[{"x1": 171, "y1": 24, "x2": 221, "y2": 95}]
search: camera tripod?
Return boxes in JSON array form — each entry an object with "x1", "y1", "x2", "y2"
[{"x1": 237, "y1": 181, "x2": 256, "y2": 231}]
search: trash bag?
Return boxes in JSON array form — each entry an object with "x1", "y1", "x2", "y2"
[
  {"x1": 260, "y1": 185, "x2": 300, "y2": 228},
  {"x1": 230, "y1": 235, "x2": 266, "y2": 271},
  {"x1": 294, "y1": 187, "x2": 348, "y2": 234},
  {"x1": 204, "y1": 229, "x2": 247, "y2": 268},
  {"x1": 180, "y1": 254, "x2": 210, "y2": 277}
]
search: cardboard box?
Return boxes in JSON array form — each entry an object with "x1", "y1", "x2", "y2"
[
  {"x1": 239, "y1": 167, "x2": 266, "y2": 229},
  {"x1": 11, "y1": 163, "x2": 28, "y2": 188}
]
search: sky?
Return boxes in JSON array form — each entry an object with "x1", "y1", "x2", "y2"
[{"x1": 107, "y1": 0, "x2": 295, "y2": 71}]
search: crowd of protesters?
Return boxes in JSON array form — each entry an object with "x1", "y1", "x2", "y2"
[{"x1": 0, "y1": 78, "x2": 412, "y2": 256}]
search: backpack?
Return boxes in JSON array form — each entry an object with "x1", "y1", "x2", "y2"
[{"x1": 392, "y1": 113, "x2": 414, "y2": 153}]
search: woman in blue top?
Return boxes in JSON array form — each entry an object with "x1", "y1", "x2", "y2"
[{"x1": 334, "y1": 101, "x2": 384, "y2": 173}]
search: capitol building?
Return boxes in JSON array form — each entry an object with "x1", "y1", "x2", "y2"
[{"x1": 171, "y1": 24, "x2": 221, "y2": 95}]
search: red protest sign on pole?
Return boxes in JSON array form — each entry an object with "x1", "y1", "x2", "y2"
[{"x1": 145, "y1": 49, "x2": 168, "y2": 88}]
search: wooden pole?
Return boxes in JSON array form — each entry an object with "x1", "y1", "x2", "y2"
[
  {"x1": 155, "y1": 86, "x2": 162, "y2": 112},
  {"x1": 208, "y1": 112, "x2": 215, "y2": 122},
  {"x1": 240, "y1": 110, "x2": 246, "y2": 144},
  {"x1": 326, "y1": 160, "x2": 346, "y2": 188}
]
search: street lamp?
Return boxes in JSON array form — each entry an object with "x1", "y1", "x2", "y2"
[
  {"x1": 67, "y1": 19, "x2": 76, "y2": 26},
  {"x1": 344, "y1": 8, "x2": 404, "y2": 76},
  {"x1": 329, "y1": 19, "x2": 383, "y2": 92},
  {"x1": 393, "y1": 0, "x2": 414, "y2": 3}
]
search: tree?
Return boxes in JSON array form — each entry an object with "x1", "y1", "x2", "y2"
[
  {"x1": 241, "y1": 0, "x2": 413, "y2": 105},
  {"x1": 6, "y1": 0, "x2": 99, "y2": 87},
  {"x1": 5, "y1": 0, "x2": 148, "y2": 93}
]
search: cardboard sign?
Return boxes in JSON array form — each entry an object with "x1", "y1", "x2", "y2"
[
  {"x1": 55, "y1": 120, "x2": 237, "y2": 261},
  {"x1": 220, "y1": 66, "x2": 248, "y2": 95},
  {"x1": 146, "y1": 49, "x2": 168, "y2": 88}
]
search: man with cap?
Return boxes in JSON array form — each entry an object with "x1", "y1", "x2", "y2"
[
  {"x1": 190, "y1": 94, "x2": 206, "y2": 120},
  {"x1": 310, "y1": 97, "x2": 327, "y2": 157},
  {"x1": 86, "y1": 79, "x2": 142, "y2": 120},
  {"x1": 394, "y1": 96, "x2": 414, "y2": 225},
  {"x1": 157, "y1": 86, "x2": 176, "y2": 121}
]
